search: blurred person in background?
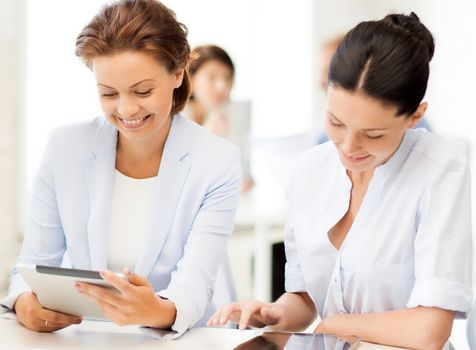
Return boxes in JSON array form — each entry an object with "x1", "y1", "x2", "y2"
[
  {"x1": 2, "y1": 0, "x2": 241, "y2": 337},
  {"x1": 184, "y1": 45, "x2": 254, "y2": 192},
  {"x1": 210, "y1": 13, "x2": 472, "y2": 350}
]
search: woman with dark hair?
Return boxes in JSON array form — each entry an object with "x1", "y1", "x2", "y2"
[
  {"x1": 185, "y1": 45, "x2": 254, "y2": 192},
  {"x1": 209, "y1": 13, "x2": 471, "y2": 349},
  {"x1": 2, "y1": 0, "x2": 242, "y2": 337}
]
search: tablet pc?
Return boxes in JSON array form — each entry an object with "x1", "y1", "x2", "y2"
[
  {"x1": 234, "y1": 331, "x2": 361, "y2": 350},
  {"x1": 17, "y1": 264, "x2": 124, "y2": 320}
]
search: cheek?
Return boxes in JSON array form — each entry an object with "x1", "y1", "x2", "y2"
[
  {"x1": 193, "y1": 78, "x2": 211, "y2": 95},
  {"x1": 150, "y1": 90, "x2": 175, "y2": 114},
  {"x1": 99, "y1": 99, "x2": 116, "y2": 115},
  {"x1": 325, "y1": 124, "x2": 342, "y2": 142}
]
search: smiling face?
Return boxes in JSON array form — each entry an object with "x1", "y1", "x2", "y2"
[
  {"x1": 325, "y1": 86, "x2": 424, "y2": 174},
  {"x1": 92, "y1": 51, "x2": 183, "y2": 143}
]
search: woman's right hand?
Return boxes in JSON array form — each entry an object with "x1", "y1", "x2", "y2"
[
  {"x1": 207, "y1": 299, "x2": 284, "y2": 330},
  {"x1": 14, "y1": 292, "x2": 82, "y2": 332}
]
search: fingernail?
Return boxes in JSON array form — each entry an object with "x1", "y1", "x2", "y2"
[
  {"x1": 124, "y1": 267, "x2": 131, "y2": 275},
  {"x1": 219, "y1": 317, "x2": 225, "y2": 324},
  {"x1": 99, "y1": 270, "x2": 107, "y2": 277}
]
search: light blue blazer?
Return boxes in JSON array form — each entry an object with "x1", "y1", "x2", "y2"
[{"x1": 2, "y1": 115, "x2": 242, "y2": 336}]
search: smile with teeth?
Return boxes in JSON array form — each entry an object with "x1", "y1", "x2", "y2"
[{"x1": 118, "y1": 114, "x2": 151, "y2": 129}]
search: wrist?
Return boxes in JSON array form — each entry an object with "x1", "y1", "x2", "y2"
[
  {"x1": 315, "y1": 314, "x2": 339, "y2": 334},
  {"x1": 148, "y1": 295, "x2": 177, "y2": 329},
  {"x1": 13, "y1": 292, "x2": 29, "y2": 313}
]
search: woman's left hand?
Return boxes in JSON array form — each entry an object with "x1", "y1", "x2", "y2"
[{"x1": 75, "y1": 268, "x2": 176, "y2": 328}]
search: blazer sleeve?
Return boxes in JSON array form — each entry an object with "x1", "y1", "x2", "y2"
[
  {"x1": 407, "y1": 150, "x2": 472, "y2": 317},
  {"x1": 157, "y1": 147, "x2": 242, "y2": 337},
  {"x1": 1, "y1": 131, "x2": 66, "y2": 310}
]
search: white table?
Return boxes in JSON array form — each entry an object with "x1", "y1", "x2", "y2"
[{"x1": 0, "y1": 318, "x2": 406, "y2": 349}]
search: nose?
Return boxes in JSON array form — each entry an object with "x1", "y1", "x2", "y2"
[
  {"x1": 116, "y1": 96, "x2": 140, "y2": 118},
  {"x1": 340, "y1": 132, "x2": 361, "y2": 155}
]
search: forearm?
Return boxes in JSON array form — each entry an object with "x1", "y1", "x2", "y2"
[
  {"x1": 317, "y1": 307, "x2": 454, "y2": 350},
  {"x1": 271, "y1": 292, "x2": 316, "y2": 331}
]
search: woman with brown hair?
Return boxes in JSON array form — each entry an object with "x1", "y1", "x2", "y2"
[
  {"x1": 185, "y1": 45, "x2": 254, "y2": 192},
  {"x1": 2, "y1": 0, "x2": 241, "y2": 338}
]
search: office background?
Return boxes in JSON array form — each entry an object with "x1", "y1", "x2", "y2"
[{"x1": 1, "y1": 0, "x2": 475, "y2": 347}]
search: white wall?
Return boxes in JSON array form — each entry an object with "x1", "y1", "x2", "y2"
[{"x1": 0, "y1": 0, "x2": 25, "y2": 293}]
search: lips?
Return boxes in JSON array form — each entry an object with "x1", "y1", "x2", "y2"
[
  {"x1": 342, "y1": 152, "x2": 371, "y2": 163},
  {"x1": 117, "y1": 114, "x2": 151, "y2": 129}
]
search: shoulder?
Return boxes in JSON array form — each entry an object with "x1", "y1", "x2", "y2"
[
  {"x1": 42, "y1": 117, "x2": 115, "y2": 168},
  {"x1": 408, "y1": 129, "x2": 469, "y2": 168},
  {"x1": 292, "y1": 141, "x2": 337, "y2": 176},
  {"x1": 175, "y1": 114, "x2": 241, "y2": 160},
  {"x1": 48, "y1": 117, "x2": 111, "y2": 148}
]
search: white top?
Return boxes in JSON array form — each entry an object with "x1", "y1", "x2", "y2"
[
  {"x1": 285, "y1": 129, "x2": 472, "y2": 322},
  {"x1": 109, "y1": 170, "x2": 157, "y2": 272}
]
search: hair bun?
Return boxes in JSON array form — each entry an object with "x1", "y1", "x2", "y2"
[{"x1": 384, "y1": 12, "x2": 435, "y2": 62}]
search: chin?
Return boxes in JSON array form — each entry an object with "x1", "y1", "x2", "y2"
[{"x1": 340, "y1": 156, "x2": 375, "y2": 173}]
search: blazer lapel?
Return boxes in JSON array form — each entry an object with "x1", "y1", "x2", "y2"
[
  {"x1": 85, "y1": 120, "x2": 117, "y2": 271},
  {"x1": 135, "y1": 116, "x2": 191, "y2": 277}
]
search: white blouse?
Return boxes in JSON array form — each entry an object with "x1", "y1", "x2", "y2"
[
  {"x1": 284, "y1": 129, "x2": 472, "y2": 323},
  {"x1": 109, "y1": 170, "x2": 157, "y2": 272}
]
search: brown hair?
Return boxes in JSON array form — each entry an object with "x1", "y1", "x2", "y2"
[
  {"x1": 75, "y1": 0, "x2": 191, "y2": 116},
  {"x1": 189, "y1": 45, "x2": 235, "y2": 78}
]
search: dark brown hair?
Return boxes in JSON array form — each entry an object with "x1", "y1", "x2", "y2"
[
  {"x1": 75, "y1": 0, "x2": 191, "y2": 116},
  {"x1": 329, "y1": 12, "x2": 435, "y2": 117},
  {"x1": 189, "y1": 45, "x2": 235, "y2": 78}
]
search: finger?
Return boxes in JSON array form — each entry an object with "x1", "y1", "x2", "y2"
[
  {"x1": 100, "y1": 270, "x2": 132, "y2": 293},
  {"x1": 37, "y1": 318, "x2": 79, "y2": 332},
  {"x1": 38, "y1": 309, "x2": 82, "y2": 325},
  {"x1": 123, "y1": 268, "x2": 150, "y2": 288},
  {"x1": 218, "y1": 303, "x2": 242, "y2": 326},
  {"x1": 76, "y1": 282, "x2": 122, "y2": 308},
  {"x1": 208, "y1": 303, "x2": 236, "y2": 326},
  {"x1": 79, "y1": 289, "x2": 120, "y2": 315},
  {"x1": 239, "y1": 301, "x2": 263, "y2": 330},
  {"x1": 207, "y1": 307, "x2": 226, "y2": 326},
  {"x1": 207, "y1": 308, "x2": 224, "y2": 326}
]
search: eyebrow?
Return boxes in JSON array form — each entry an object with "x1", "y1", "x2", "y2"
[
  {"x1": 327, "y1": 110, "x2": 389, "y2": 131},
  {"x1": 97, "y1": 79, "x2": 156, "y2": 89}
]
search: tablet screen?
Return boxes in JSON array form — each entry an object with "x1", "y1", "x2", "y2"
[
  {"x1": 234, "y1": 332, "x2": 360, "y2": 350},
  {"x1": 36, "y1": 265, "x2": 103, "y2": 280}
]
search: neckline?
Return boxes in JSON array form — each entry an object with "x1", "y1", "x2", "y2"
[{"x1": 114, "y1": 169, "x2": 157, "y2": 182}]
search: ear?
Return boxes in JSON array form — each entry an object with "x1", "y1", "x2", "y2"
[
  {"x1": 406, "y1": 102, "x2": 428, "y2": 129},
  {"x1": 173, "y1": 69, "x2": 185, "y2": 89}
]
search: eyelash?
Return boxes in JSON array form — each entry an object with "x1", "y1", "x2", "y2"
[
  {"x1": 330, "y1": 119, "x2": 384, "y2": 139},
  {"x1": 100, "y1": 89, "x2": 153, "y2": 98},
  {"x1": 366, "y1": 134, "x2": 384, "y2": 139},
  {"x1": 101, "y1": 93, "x2": 117, "y2": 98},
  {"x1": 135, "y1": 90, "x2": 153, "y2": 97},
  {"x1": 329, "y1": 119, "x2": 342, "y2": 127}
]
